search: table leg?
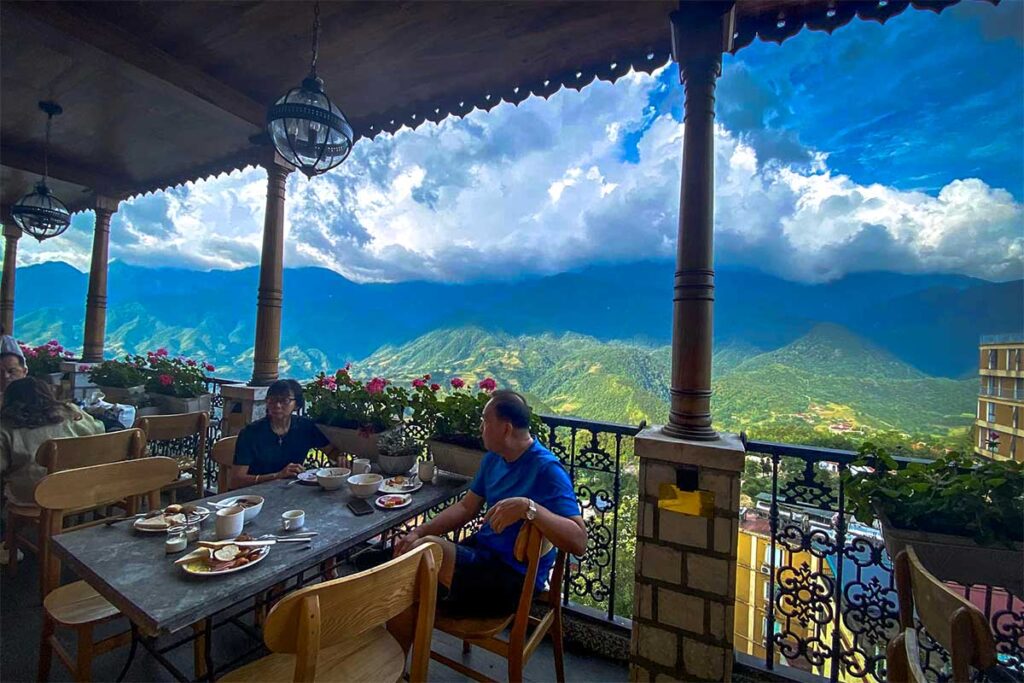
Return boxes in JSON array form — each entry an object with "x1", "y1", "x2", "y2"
[
  {"x1": 203, "y1": 617, "x2": 215, "y2": 682},
  {"x1": 138, "y1": 633, "x2": 190, "y2": 683},
  {"x1": 115, "y1": 624, "x2": 139, "y2": 682}
]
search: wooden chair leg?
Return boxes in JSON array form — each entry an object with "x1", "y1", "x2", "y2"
[
  {"x1": 38, "y1": 613, "x2": 56, "y2": 682},
  {"x1": 74, "y1": 624, "x2": 94, "y2": 683},
  {"x1": 508, "y1": 651, "x2": 524, "y2": 683},
  {"x1": 192, "y1": 622, "x2": 207, "y2": 680},
  {"x1": 551, "y1": 610, "x2": 565, "y2": 683},
  {"x1": 5, "y1": 509, "x2": 18, "y2": 577},
  {"x1": 462, "y1": 640, "x2": 471, "y2": 655}
]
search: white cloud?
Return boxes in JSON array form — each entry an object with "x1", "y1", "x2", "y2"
[{"x1": 14, "y1": 68, "x2": 1022, "y2": 284}]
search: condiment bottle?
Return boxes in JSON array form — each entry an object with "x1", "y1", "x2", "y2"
[{"x1": 165, "y1": 526, "x2": 187, "y2": 554}]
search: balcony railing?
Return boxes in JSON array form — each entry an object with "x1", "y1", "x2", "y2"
[{"x1": 744, "y1": 439, "x2": 1024, "y2": 683}]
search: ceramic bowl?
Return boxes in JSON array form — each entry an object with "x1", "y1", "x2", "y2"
[
  {"x1": 347, "y1": 473, "x2": 384, "y2": 498},
  {"x1": 315, "y1": 467, "x2": 351, "y2": 491}
]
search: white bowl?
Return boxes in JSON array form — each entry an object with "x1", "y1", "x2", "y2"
[
  {"x1": 347, "y1": 473, "x2": 384, "y2": 498},
  {"x1": 218, "y1": 495, "x2": 263, "y2": 523},
  {"x1": 315, "y1": 467, "x2": 351, "y2": 491}
]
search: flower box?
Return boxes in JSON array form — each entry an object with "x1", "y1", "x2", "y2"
[
  {"x1": 97, "y1": 385, "x2": 146, "y2": 404},
  {"x1": 428, "y1": 439, "x2": 485, "y2": 478},
  {"x1": 877, "y1": 508, "x2": 1024, "y2": 597},
  {"x1": 316, "y1": 424, "x2": 380, "y2": 460},
  {"x1": 152, "y1": 393, "x2": 212, "y2": 415}
]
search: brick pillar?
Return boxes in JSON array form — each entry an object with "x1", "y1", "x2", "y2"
[
  {"x1": 220, "y1": 384, "x2": 268, "y2": 436},
  {"x1": 630, "y1": 427, "x2": 745, "y2": 682}
]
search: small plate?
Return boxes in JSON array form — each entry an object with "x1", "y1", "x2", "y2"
[
  {"x1": 376, "y1": 494, "x2": 412, "y2": 510},
  {"x1": 296, "y1": 470, "x2": 319, "y2": 485},
  {"x1": 134, "y1": 506, "x2": 211, "y2": 533},
  {"x1": 180, "y1": 546, "x2": 270, "y2": 576},
  {"x1": 378, "y1": 477, "x2": 422, "y2": 494}
]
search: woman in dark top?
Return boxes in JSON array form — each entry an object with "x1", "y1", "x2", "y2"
[{"x1": 230, "y1": 379, "x2": 332, "y2": 488}]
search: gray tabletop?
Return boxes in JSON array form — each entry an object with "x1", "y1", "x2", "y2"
[{"x1": 51, "y1": 473, "x2": 470, "y2": 636}]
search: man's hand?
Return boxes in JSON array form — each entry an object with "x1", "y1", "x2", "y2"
[
  {"x1": 393, "y1": 528, "x2": 422, "y2": 557},
  {"x1": 277, "y1": 462, "x2": 305, "y2": 479},
  {"x1": 484, "y1": 497, "x2": 530, "y2": 534}
]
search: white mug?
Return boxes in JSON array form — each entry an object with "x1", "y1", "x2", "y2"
[
  {"x1": 352, "y1": 458, "x2": 371, "y2": 475},
  {"x1": 417, "y1": 459, "x2": 435, "y2": 483},
  {"x1": 215, "y1": 505, "x2": 245, "y2": 540},
  {"x1": 281, "y1": 509, "x2": 305, "y2": 531}
]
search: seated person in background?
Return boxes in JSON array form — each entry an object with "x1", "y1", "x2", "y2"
[
  {"x1": 0, "y1": 377, "x2": 104, "y2": 507},
  {"x1": 0, "y1": 335, "x2": 28, "y2": 397},
  {"x1": 394, "y1": 390, "x2": 587, "y2": 617},
  {"x1": 230, "y1": 379, "x2": 332, "y2": 488}
]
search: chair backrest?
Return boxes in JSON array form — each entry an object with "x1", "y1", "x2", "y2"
[
  {"x1": 35, "y1": 428, "x2": 147, "y2": 473},
  {"x1": 134, "y1": 411, "x2": 209, "y2": 451},
  {"x1": 509, "y1": 521, "x2": 567, "y2": 644},
  {"x1": 210, "y1": 436, "x2": 238, "y2": 492},
  {"x1": 34, "y1": 456, "x2": 180, "y2": 595},
  {"x1": 263, "y1": 542, "x2": 441, "y2": 683},
  {"x1": 894, "y1": 547, "x2": 997, "y2": 681},
  {"x1": 887, "y1": 629, "x2": 930, "y2": 683}
]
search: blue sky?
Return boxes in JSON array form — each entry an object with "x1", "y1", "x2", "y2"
[{"x1": 17, "y1": 1, "x2": 1024, "y2": 284}]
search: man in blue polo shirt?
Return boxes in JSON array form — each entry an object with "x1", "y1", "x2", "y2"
[{"x1": 395, "y1": 390, "x2": 587, "y2": 617}]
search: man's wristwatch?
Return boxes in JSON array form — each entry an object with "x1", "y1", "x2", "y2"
[{"x1": 525, "y1": 498, "x2": 537, "y2": 521}]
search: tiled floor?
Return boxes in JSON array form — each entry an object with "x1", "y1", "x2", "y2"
[{"x1": 1, "y1": 549, "x2": 628, "y2": 682}]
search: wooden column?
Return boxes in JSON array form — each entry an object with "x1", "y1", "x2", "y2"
[
  {"x1": 81, "y1": 197, "x2": 119, "y2": 362},
  {"x1": 250, "y1": 154, "x2": 293, "y2": 386},
  {"x1": 664, "y1": 2, "x2": 733, "y2": 442},
  {"x1": 1, "y1": 207, "x2": 21, "y2": 335}
]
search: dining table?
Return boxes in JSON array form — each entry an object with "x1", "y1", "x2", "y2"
[{"x1": 50, "y1": 471, "x2": 471, "y2": 681}]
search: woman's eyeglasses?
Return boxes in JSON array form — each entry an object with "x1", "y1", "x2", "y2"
[{"x1": 267, "y1": 396, "x2": 296, "y2": 406}]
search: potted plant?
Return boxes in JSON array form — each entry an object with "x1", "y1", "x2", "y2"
[
  {"x1": 304, "y1": 365, "x2": 407, "y2": 460},
  {"x1": 844, "y1": 444, "x2": 1023, "y2": 594},
  {"x1": 87, "y1": 356, "x2": 149, "y2": 402},
  {"x1": 376, "y1": 425, "x2": 422, "y2": 476},
  {"x1": 18, "y1": 339, "x2": 72, "y2": 385},
  {"x1": 139, "y1": 349, "x2": 215, "y2": 414},
  {"x1": 424, "y1": 377, "x2": 543, "y2": 476}
]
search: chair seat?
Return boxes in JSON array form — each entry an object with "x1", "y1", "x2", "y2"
[
  {"x1": 8, "y1": 502, "x2": 40, "y2": 518},
  {"x1": 220, "y1": 625, "x2": 405, "y2": 683},
  {"x1": 44, "y1": 580, "x2": 120, "y2": 626},
  {"x1": 435, "y1": 611, "x2": 514, "y2": 640}
]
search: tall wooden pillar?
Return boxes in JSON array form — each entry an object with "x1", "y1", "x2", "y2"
[
  {"x1": 81, "y1": 197, "x2": 119, "y2": 362},
  {"x1": 663, "y1": 2, "x2": 733, "y2": 442},
  {"x1": 1, "y1": 214, "x2": 21, "y2": 336},
  {"x1": 250, "y1": 154, "x2": 293, "y2": 386}
]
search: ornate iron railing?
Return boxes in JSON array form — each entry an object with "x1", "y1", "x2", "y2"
[{"x1": 744, "y1": 439, "x2": 1023, "y2": 683}]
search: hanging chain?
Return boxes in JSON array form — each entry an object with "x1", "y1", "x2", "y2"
[
  {"x1": 310, "y1": 1, "x2": 321, "y2": 74},
  {"x1": 43, "y1": 111, "x2": 52, "y2": 184}
]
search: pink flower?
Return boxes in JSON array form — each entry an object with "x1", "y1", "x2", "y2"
[
  {"x1": 159, "y1": 374, "x2": 174, "y2": 386},
  {"x1": 78, "y1": 364, "x2": 89, "y2": 372},
  {"x1": 26, "y1": 349, "x2": 38, "y2": 358},
  {"x1": 430, "y1": 383, "x2": 441, "y2": 392},
  {"x1": 366, "y1": 377, "x2": 387, "y2": 395},
  {"x1": 324, "y1": 377, "x2": 336, "y2": 390},
  {"x1": 478, "y1": 378, "x2": 497, "y2": 392},
  {"x1": 47, "y1": 339, "x2": 59, "y2": 346},
  {"x1": 156, "y1": 348, "x2": 168, "y2": 357},
  {"x1": 204, "y1": 363, "x2": 215, "y2": 372},
  {"x1": 450, "y1": 377, "x2": 465, "y2": 389},
  {"x1": 424, "y1": 373, "x2": 431, "y2": 380},
  {"x1": 412, "y1": 378, "x2": 426, "y2": 388},
  {"x1": 48, "y1": 349, "x2": 58, "y2": 357},
  {"x1": 186, "y1": 359, "x2": 197, "y2": 367}
]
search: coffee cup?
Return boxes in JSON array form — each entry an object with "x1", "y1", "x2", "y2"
[
  {"x1": 215, "y1": 505, "x2": 245, "y2": 540},
  {"x1": 417, "y1": 459, "x2": 435, "y2": 483},
  {"x1": 352, "y1": 458, "x2": 371, "y2": 475},
  {"x1": 281, "y1": 509, "x2": 305, "y2": 531}
]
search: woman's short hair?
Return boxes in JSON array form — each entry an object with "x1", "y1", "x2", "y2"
[
  {"x1": 267, "y1": 379, "x2": 305, "y2": 410},
  {"x1": 0, "y1": 351, "x2": 26, "y2": 368},
  {"x1": 1, "y1": 376, "x2": 74, "y2": 429},
  {"x1": 489, "y1": 389, "x2": 532, "y2": 430}
]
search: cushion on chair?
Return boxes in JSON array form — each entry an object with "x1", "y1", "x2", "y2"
[
  {"x1": 219, "y1": 624, "x2": 405, "y2": 682},
  {"x1": 44, "y1": 580, "x2": 120, "y2": 625}
]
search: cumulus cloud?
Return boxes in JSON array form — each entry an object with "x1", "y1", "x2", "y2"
[{"x1": 13, "y1": 13, "x2": 1023, "y2": 284}]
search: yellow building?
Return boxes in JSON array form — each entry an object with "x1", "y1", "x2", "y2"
[{"x1": 976, "y1": 335, "x2": 1024, "y2": 462}]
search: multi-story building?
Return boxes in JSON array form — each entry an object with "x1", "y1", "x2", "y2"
[{"x1": 976, "y1": 334, "x2": 1024, "y2": 462}]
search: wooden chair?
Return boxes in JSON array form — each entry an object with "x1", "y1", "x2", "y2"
[
  {"x1": 35, "y1": 456, "x2": 180, "y2": 682},
  {"x1": 220, "y1": 541, "x2": 442, "y2": 683},
  {"x1": 886, "y1": 547, "x2": 998, "y2": 683},
  {"x1": 210, "y1": 435, "x2": 238, "y2": 493},
  {"x1": 430, "y1": 522, "x2": 567, "y2": 683},
  {"x1": 134, "y1": 411, "x2": 209, "y2": 500},
  {"x1": 5, "y1": 428, "x2": 146, "y2": 595}
]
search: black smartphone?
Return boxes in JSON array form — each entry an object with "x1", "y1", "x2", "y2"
[{"x1": 347, "y1": 498, "x2": 374, "y2": 516}]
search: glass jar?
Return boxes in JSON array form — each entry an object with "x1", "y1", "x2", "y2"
[
  {"x1": 165, "y1": 526, "x2": 187, "y2": 554},
  {"x1": 184, "y1": 520, "x2": 200, "y2": 543}
]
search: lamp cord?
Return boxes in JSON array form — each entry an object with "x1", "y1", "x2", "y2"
[
  {"x1": 43, "y1": 112, "x2": 52, "y2": 185},
  {"x1": 310, "y1": 1, "x2": 321, "y2": 76}
]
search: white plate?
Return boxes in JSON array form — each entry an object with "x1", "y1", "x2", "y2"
[
  {"x1": 133, "y1": 506, "x2": 211, "y2": 533},
  {"x1": 375, "y1": 494, "x2": 412, "y2": 510},
  {"x1": 296, "y1": 470, "x2": 319, "y2": 485},
  {"x1": 180, "y1": 546, "x2": 270, "y2": 576},
  {"x1": 378, "y1": 477, "x2": 422, "y2": 494}
]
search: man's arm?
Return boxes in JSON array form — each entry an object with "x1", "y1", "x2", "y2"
[
  {"x1": 486, "y1": 498, "x2": 588, "y2": 556},
  {"x1": 394, "y1": 491, "x2": 485, "y2": 555}
]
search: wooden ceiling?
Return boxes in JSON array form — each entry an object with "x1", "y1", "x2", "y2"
[{"x1": 0, "y1": 1, "x2": 992, "y2": 214}]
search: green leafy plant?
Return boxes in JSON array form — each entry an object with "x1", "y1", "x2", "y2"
[
  {"x1": 18, "y1": 339, "x2": 71, "y2": 376},
  {"x1": 87, "y1": 356, "x2": 148, "y2": 388},
  {"x1": 843, "y1": 442, "x2": 1024, "y2": 546},
  {"x1": 430, "y1": 377, "x2": 544, "y2": 450},
  {"x1": 138, "y1": 349, "x2": 212, "y2": 398},
  {"x1": 304, "y1": 366, "x2": 407, "y2": 434},
  {"x1": 377, "y1": 425, "x2": 421, "y2": 458}
]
